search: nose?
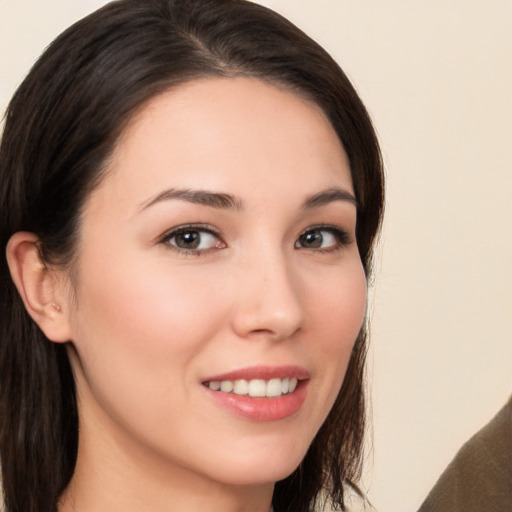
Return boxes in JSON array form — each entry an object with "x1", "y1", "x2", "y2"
[{"x1": 230, "y1": 253, "x2": 304, "y2": 342}]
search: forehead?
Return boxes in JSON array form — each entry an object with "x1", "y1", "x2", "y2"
[{"x1": 93, "y1": 77, "x2": 352, "y2": 213}]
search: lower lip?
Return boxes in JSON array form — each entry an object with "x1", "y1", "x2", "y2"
[{"x1": 203, "y1": 381, "x2": 308, "y2": 422}]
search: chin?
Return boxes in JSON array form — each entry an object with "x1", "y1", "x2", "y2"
[
  {"x1": 203, "y1": 442, "x2": 307, "y2": 487},
  {"x1": 213, "y1": 464, "x2": 299, "y2": 488}
]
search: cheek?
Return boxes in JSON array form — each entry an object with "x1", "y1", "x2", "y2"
[
  {"x1": 306, "y1": 262, "x2": 367, "y2": 394},
  {"x1": 67, "y1": 257, "x2": 231, "y2": 448},
  {"x1": 69, "y1": 255, "x2": 228, "y2": 404},
  {"x1": 77, "y1": 255, "x2": 220, "y2": 347},
  {"x1": 310, "y1": 262, "x2": 367, "y2": 349}
]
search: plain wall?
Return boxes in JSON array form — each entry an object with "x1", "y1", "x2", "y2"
[{"x1": 1, "y1": 1, "x2": 511, "y2": 511}]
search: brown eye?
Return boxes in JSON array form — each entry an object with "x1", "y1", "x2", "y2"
[
  {"x1": 163, "y1": 225, "x2": 226, "y2": 253},
  {"x1": 295, "y1": 227, "x2": 350, "y2": 251},
  {"x1": 297, "y1": 230, "x2": 324, "y2": 249},
  {"x1": 174, "y1": 231, "x2": 201, "y2": 249}
]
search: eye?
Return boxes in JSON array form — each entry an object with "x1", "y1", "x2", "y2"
[
  {"x1": 160, "y1": 225, "x2": 226, "y2": 254},
  {"x1": 294, "y1": 226, "x2": 351, "y2": 251}
]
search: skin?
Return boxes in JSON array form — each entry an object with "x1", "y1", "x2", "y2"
[{"x1": 11, "y1": 77, "x2": 367, "y2": 512}]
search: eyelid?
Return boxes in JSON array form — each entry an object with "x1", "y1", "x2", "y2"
[
  {"x1": 158, "y1": 223, "x2": 225, "y2": 255},
  {"x1": 158, "y1": 223, "x2": 220, "y2": 240},
  {"x1": 295, "y1": 224, "x2": 354, "y2": 250}
]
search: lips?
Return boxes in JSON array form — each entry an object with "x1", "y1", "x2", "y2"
[{"x1": 201, "y1": 365, "x2": 309, "y2": 421}]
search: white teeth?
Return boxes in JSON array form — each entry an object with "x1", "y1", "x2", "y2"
[
  {"x1": 209, "y1": 381, "x2": 221, "y2": 391},
  {"x1": 220, "y1": 381, "x2": 233, "y2": 393},
  {"x1": 248, "y1": 379, "x2": 266, "y2": 397},
  {"x1": 266, "y1": 378, "x2": 282, "y2": 397},
  {"x1": 233, "y1": 380, "x2": 249, "y2": 395},
  {"x1": 207, "y1": 377, "x2": 300, "y2": 397}
]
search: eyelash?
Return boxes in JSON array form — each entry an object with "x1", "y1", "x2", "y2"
[
  {"x1": 159, "y1": 223, "x2": 353, "y2": 256},
  {"x1": 294, "y1": 225, "x2": 352, "y2": 253},
  {"x1": 159, "y1": 224, "x2": 224, "y2": 256}
]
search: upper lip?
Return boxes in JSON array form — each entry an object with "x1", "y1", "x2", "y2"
[{"x1": 202, "y1": 365, "x2": 310, "y2": 383}]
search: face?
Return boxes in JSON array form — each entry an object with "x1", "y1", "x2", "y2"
[{"x1": 64, "y1": 78, "x2": 366, "y2": 489}]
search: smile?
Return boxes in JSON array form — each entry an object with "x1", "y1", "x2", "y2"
[
  {"x1": 201, "y1": 366, "x2": 309, "y2": 421},
  {"x1": 204, "y1": 377, "x2": 298, "y2": 397}
]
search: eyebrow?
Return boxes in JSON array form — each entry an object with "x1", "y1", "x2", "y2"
[
  {"x1": 137, "y1": 186, "x2": 357, "y2": 214},
  {"x1": 137, "y1": 188, "x2": 243, "y2": 213},
  {"x1": 302, "y1": 187, "x2": 357, "y2": 209}
]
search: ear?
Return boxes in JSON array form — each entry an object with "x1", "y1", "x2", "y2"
[{"x1": 6, "y1": 232, "x2": 73, "y2": 343}]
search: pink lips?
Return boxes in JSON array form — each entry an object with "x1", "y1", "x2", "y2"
[{"x1": 202, "y1": 365, "x2": 309, "y2": 422}]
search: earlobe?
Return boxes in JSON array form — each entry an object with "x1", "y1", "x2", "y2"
[{"x1": 6, "y1": 232, "x2": 73, "y2": 343}]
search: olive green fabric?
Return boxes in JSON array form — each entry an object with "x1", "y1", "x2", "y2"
[{"x1": 418, "y1": 396, "x2": 512, "y2": 512}]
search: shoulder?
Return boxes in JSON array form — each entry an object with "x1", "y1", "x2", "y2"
[{"x1": 417, "y1": 396, "x2": 512, "y2": 512}]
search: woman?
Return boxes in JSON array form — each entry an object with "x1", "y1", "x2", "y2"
[{"x1": 0, "y1": 1, "x2": 384, "y2": 511}]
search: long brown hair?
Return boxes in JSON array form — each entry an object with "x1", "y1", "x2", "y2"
[{"x1": 0, "y1": 1, "x2": 384, "y2": 511}]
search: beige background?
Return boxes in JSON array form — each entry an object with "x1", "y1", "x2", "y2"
[{"x1": 1, "y1": 1, "x2": 511, "y2": 511}]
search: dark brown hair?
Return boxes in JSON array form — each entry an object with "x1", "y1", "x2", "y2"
[{"x1": 0, "y1": 1, "x2": 384, "y2": 511}]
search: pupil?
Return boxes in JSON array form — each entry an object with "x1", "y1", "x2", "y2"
[
  {"x1": 302, "y1": 231, "x2": 322, "y2": 248},
  {"x1": 176, "y1": 231, "x2": 200, "y2": 249}
]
